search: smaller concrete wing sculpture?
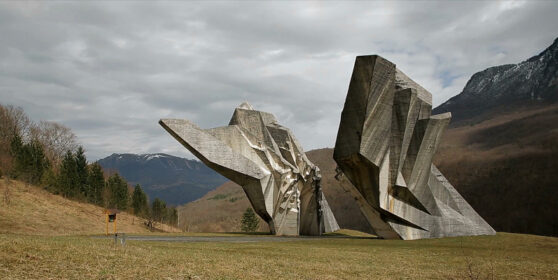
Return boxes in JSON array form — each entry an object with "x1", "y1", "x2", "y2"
[
  {"x1": 334, "y1": 55, "x2": 496, "y2": 240},
  {"x1": 160, "y1": 103, "x2": 339, "y2": 236}
]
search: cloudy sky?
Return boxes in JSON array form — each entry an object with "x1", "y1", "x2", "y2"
[{"x1": 1, "y1": 1, "x2": 557, "y2": 161}]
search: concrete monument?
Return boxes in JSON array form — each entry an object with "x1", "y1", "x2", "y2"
[
  {"x1": 160, "y1": 103, "x2": 339, "y2": 236},
  {"x1": 334, "y1": 55, "x2": 496, "y2": 240}
]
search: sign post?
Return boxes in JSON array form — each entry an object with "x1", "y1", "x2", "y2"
[
  {"x1": 104, "y1": 209, "x2": 120, "y2": 236},
  {"x1": 106, "y1": 213, "x2": 109, "y2": 236}
]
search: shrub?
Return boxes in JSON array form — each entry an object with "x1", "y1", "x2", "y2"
[{"x1": 241, "y1": 208, "x2": 259, "y2": 232}]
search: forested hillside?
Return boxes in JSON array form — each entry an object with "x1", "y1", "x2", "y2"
[
  {"x1": 0, "y1": 179, "x2": 181, "y2": 235},
  {"x1": 431, "y1": 38, "x2": 558, "y2": 236},
  {"x1": 434, "y1": 103, "x2": 558, "y2": 236},
  {"x1": 0, "y1": 104, "x2": 178, "y2": 230}
]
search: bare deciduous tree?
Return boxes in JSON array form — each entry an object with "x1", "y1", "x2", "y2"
[
  {"x1": 30, "y1": 121, "x2": 78, "y2": 167},
  {"x1": 0, "y1": 104, "x2": 32, "y2": 173},
  {"x1": 0, "y1": 104, "x2": 32, "y2": 139}
]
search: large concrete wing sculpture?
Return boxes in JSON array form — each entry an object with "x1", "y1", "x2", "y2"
[
  {"x1": 333, "y1": 55, "x2": 496, "y2": 240},
  {"x1": 160, "y1": 103, "x2": 339, "y2": 236}
]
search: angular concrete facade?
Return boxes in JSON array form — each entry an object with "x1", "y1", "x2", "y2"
[
  {"x1": 334, "y1": 55, "x2": 496, "y2": 240},
  {"x1": 160, "y1": 103, "x2": 339, "y2": 236}
]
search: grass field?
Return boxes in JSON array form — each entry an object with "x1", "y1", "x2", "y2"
[
  {"x1": 1, "y1": 232, "x2": 557, "y2": 279},
  {"x1": 2, "y1": 178, "x2": 557, "y2": 279}
]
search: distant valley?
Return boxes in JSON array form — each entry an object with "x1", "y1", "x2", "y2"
[{"x1": 98, "y1": 153, "x2": 227, "y2": 206}]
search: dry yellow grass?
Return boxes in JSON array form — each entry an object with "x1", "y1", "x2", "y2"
[
  {"x1": 1, "y1": 175, "x2": 557, "y2": 279},
  {"x1": 0, "y1": 178, "x2": 179, "y2": 235},
  {"x1": 178, "y1": 181, "x2": 270, "y2": 233},
  {"x1": 0, "y1": 232, "x2": 557, "y2": 279}
]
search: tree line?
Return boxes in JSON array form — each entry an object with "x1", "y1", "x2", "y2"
[{"x1": 1, "y1": 103, "x2": 177, "y2": 227}]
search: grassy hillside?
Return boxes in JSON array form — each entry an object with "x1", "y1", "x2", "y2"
[
  {"x1": 434, "y1": 103, "x2": 558, "y2": 236},
  {"x1": 1, "y1": 233, "x2": 557, "y2": 279},
  {"x1": 178, "y1": 181, "x2": 269, "y2": 232},
  {"x1": 0, "y1": 178, "x2": 179, "y2": 235}
]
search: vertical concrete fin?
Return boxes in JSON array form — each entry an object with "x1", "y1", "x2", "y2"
[{"x1": 334, "y1": 55, "x2": 496, "y2": 239}]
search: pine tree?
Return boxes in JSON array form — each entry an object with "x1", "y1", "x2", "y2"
[
  {"x1": 241, "y1": 208, "x2": 259, "y2": 232},
  {"x1": 87, "y1": 162, "x2": 105, "y2": 206},
  {"x1": 27, "y1": 140, "x2": 49, "y2": 184},
  {"x1": 151, "y1": 198, "x2": 166, "y2": 223},
  {"x1": 40, "y1": 167, "x2": 58, "y2": 193},
  {"x1": 58, "y1": 150, "x2": 79, "y2": 197},
  {"x1": 9, "y1": 133, "x2": 23, "y2": 156},
  {"x1": 167, "y1": 207, "x2": 178, "y2": 226},
  {"x1": 9, "y1": 133, "x2": 24, "y2": 179},
  {"x1": 10, "y1": 134, "x2": 49, "y2": 185},
  {"x1": 75, "y1": 146, "x2": 88, "y2": 198},
  {"x1": 107, "y1": 173, "x2": 129, "y2": 210},
  {"x1": 131, "y1": 184, "x2": 148, "y2": 218}
]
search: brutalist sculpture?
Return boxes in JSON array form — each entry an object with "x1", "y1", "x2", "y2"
[
  {"x1": 334, "y1": 55, "x2": 495, "y2": 240},
  {"x1": 160, "y1": 103, "x2": 339, "y2": 236}
]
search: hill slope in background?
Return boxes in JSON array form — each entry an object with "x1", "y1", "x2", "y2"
[
  {"x1": 434, "y1": 103, "x2": 558, "y2": 236},
  {"x1": 0, "y1": 179, "x2": 179, "y2": 235},
  {"x1": 432, "y1": 38, "x2": 558, "y2": 236},
  {"x1": 434, "y1": 37, "x2": 558, "y2": 124},
  {"x1": 178, "y1": 148, "x2": 373, "y2": 233},
  {"x1": 98, "y1": 153, "x2": 227, "y2": 205},
  {"x1": 178, "y1": 181, "x2": 268, "y2": 232}
]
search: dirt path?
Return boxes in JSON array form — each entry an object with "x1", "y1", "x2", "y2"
[{"x1": 94, "y1": 234, "x2": 374, "y2": 243}]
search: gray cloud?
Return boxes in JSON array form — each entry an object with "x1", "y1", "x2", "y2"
[{"x1": 1, "y1": 1, "x2": 557, "y2": 160}]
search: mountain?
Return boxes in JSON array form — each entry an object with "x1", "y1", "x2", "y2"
[
  {"x1": 431, "y1": 38, "x2": 558, "y2": 236},
  {"x1": 434, "y1": 38, "x2": 558, "y2": 124},
  {"x1": 178, "y1": 148, "x2": 373, "y2": 233},
  {"x1": 97, "y1": 153, "x2": 227, "y2": 206}
]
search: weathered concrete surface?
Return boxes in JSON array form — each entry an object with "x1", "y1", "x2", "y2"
[
  {"x1": 334, "y1": 55, "x2": 496, "y2": 240},
  {"x1": 160, "y1": 103, "x2": 339, "y2": 236}
]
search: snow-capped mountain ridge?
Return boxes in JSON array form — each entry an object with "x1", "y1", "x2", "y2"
[
  {"x1": 98, "y1": 153, "x2": 226, "y2": 205},
  {"x1": 434, "y1": 37, "x2": 558, "y2": 123}
]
